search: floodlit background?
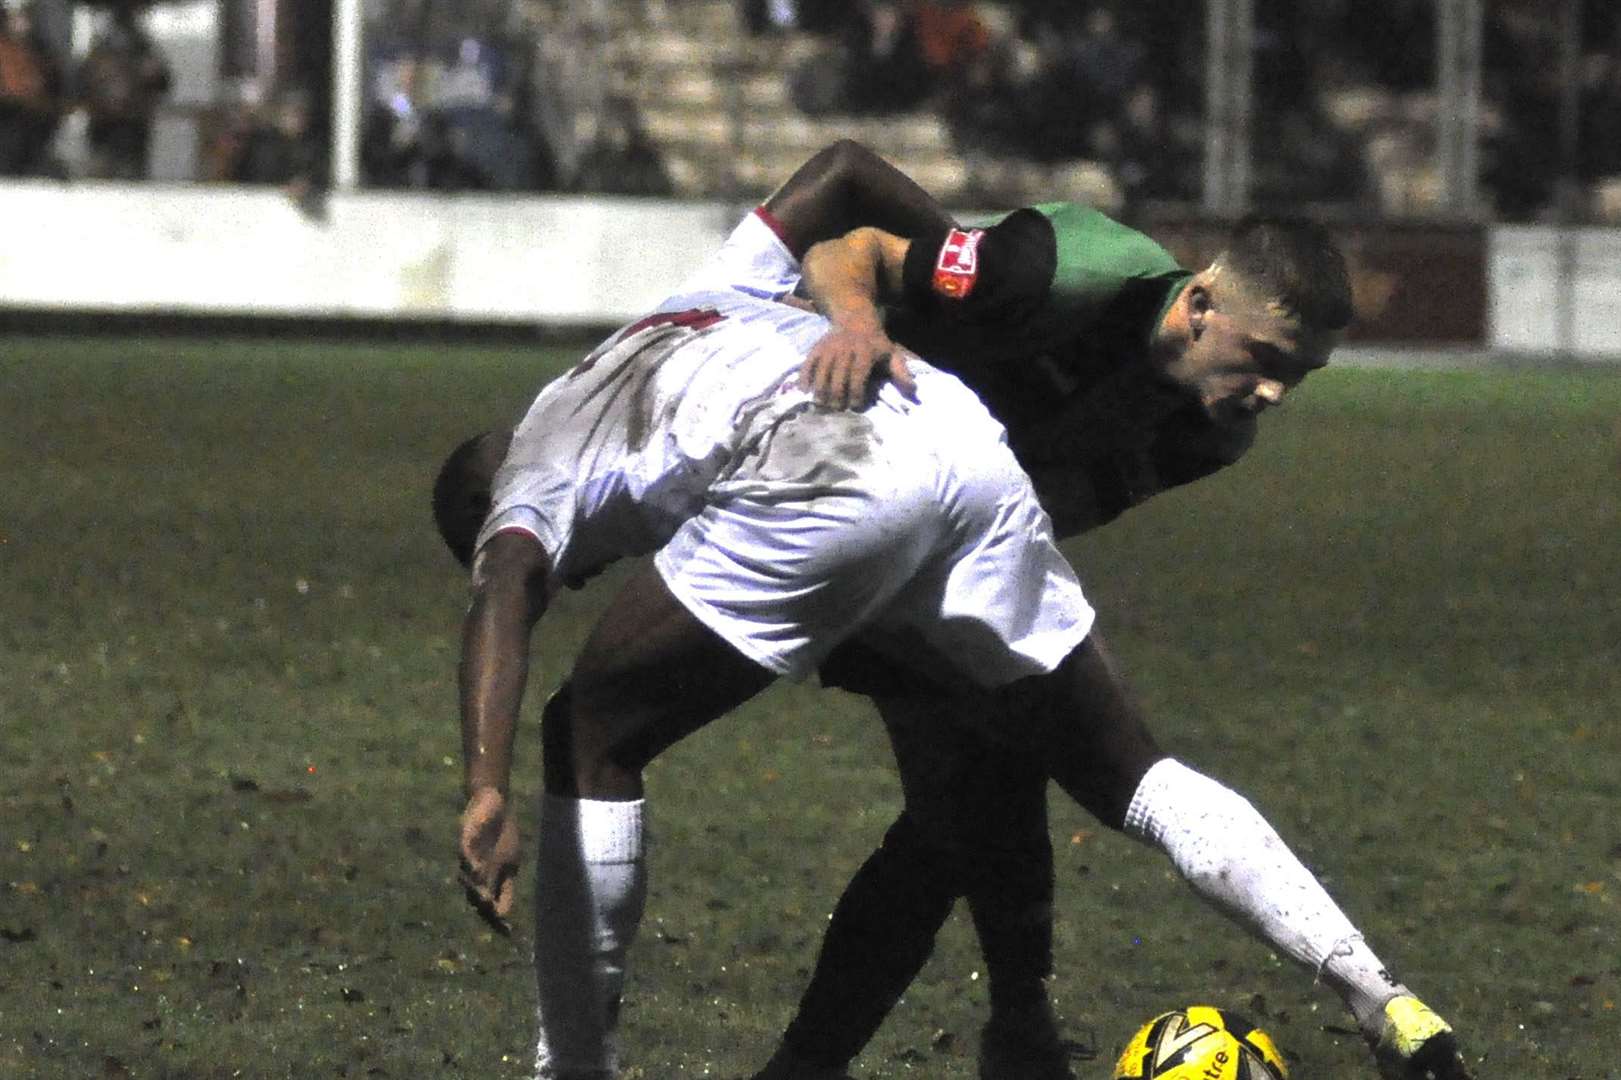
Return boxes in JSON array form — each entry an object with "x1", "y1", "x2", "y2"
[{"x1": 2, "y1": 1, "x2": 1619, "y2": 1077}]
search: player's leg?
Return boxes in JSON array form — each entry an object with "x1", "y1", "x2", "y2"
[
  {"x1": 878, "y1": 695, "x2": 1071, "y2": 1079},
  {"x1": 531, "y1": 562, "x2": 777, "y2": 1079},
  {"x1": 558, "y1": 561, "x2": 779, "y2": 799},
  {"x1": 761, "y1": 690, "x2": 1071, "y2": 1080},
  {"x1": 884, "y1": 695, "x2": 1075, "y2": 1080},
  {"x1": 1009, "y1": 630, "x2": 1473, "y2": 1080},
  {"x1": 764, "y1": 697, "x2": 1005, "y2": 1074},
  {"x1": 756, "y1": 811, "x2": 957, "y2": 1080},
  {"x1": 531, "y1": 444, "x2": 953, "y2": 1077}
]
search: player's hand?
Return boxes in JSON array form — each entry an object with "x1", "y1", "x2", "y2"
[
  {"x1": 799, "y1": 326, "x2": 918, "y2": 410},
  {"x1": 457, "y1": 786, "x2": 520, "y2": 935}
]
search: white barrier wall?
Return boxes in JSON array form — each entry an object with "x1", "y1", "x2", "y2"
[
  {"x1": 1489, "y1": 227, "x2": 1621, "y2": 356},
  {"x1": 0, "y1": 182, "x2": 742, "y2": 326},
  {"x1": 5, "y1": 182, "x2": 1620, "y2": 357}
]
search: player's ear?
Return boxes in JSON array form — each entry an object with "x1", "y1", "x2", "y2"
[{"x1": 1187, "y1": 284, "x2": 1212, "y2": 339}]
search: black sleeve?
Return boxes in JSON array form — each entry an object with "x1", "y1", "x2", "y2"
[{"x1": 897, "y1": 208, "x2": 1057, "y2": 326}]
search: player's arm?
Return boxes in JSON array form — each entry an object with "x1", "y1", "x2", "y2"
[
  {"x1": 800, "y1": 209, "x2": 1060, "y2": 408},
  {"x1": 798, "y1": 226, "x2": 917, "y2": 407},
  {"x1": 755, "y1": 140, "x2": 957, "y2": 409},
  {"x1": 455, "y1": 530, "x2": 553, "y2": 931},
  {"x1": 762, "y1": 138, "x2": 955, "y2": 256}
]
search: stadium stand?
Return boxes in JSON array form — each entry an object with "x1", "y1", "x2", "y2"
[
  {"x1": 572, "y1": 0, "x2": 1621, "y2": 222},
  {"x1": 597, "y1": 0, "x2": 1119, "y2": 209},
  {"x1": 17, "y1": 0, "x2": 1621, "y2": 223}
]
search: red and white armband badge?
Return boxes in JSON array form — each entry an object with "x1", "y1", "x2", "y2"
[{"x1": 931, "y1": 227, "x2": 984, "y2": 299}]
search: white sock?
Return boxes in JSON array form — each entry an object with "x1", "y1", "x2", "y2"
[
  {"x1": 533, "y1": 794, "x2": 647, "y2": 1078},
  {"x1": 1123, "y1": 758, "x2": 1406, "y2": 1030}
]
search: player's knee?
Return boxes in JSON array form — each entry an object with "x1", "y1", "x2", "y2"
[
  {"x1": 1071, "y1": 752, "x2": 1164, "y2": 832},
  {"x1": 885, "y1": 810, "x2": 1055, "y2": 902},
  {"x1": 903, "y1": 784, "x2": 1049, "y2": 861},
  {"x1": 879, "y1": 813, "x2": 971, "y2": 893},
  {"x1": 1034, "y1": 638, "x2": 1166, "y2": 829},
  {"x1": 540, "y1": 684, "x2": 576, "y2": 793},
  {"x1": 538, "y1": 679, "x2": 639, "y2": 797},
  {"x1": 1039, "y1": 712, "x2": 1163, "y2": 829}
]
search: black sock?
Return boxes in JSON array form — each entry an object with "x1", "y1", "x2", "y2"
[
  {"x1": 782, "y1": 814, "x2": 961, "y2": 1067},
  {"x1": 965, "y1": 838, "x2": 1055, "y2": 1024}
]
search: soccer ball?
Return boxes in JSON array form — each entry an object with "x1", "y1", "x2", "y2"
[{"x1": 1113, "y1": 1006, "x2": 1288, "y2": 1080}]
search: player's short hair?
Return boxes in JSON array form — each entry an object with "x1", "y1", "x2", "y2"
[
  {"x1": 431, "y1": 430, "x2": 509, "y2": 568},
  {"x1": 1218, "y1": 217, "x2": 1354, "y2": 332}
]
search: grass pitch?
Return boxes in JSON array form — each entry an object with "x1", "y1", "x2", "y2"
[{"x1": 2, "y1": 336, "x2": 1618, "y2": 1078}]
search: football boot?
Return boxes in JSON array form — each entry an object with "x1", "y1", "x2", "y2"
[
  {"x1": 978, "y1": 1002, "x2": 1088, "y2": 1080},
  {"x1": 1367, "y1": 996, "x2": 1476, "y2": 1080}
]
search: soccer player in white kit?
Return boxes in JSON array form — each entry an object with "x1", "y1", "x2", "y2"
[
  {"x1": 461, "y1": 208, "x2": 1095, "y2": 1077},
  {"x1": 450, "y1": 143, "x2": 1473, "y2": 1080}
]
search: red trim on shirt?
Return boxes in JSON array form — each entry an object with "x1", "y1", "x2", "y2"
[
  {"x1": 570, "y1": 307, "x2": 727, "y2": 378},
  {"x1": 619, "y1": 306, "x2": 726, "y2": 340},
  {"x1": 753, "y1": 206, "x2": 799, "y2": 256}
]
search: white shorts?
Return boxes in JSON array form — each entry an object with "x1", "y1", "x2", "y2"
[
  {"x1": 477, "y1": 213, "x2": 1094, "y2": 687},
  {"x1": 653, "y1": 368, "x2": 1093, "y2": 685}
]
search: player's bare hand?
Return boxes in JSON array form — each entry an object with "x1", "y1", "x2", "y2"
[
  {"x1": 457, "y1": 786, "x2": 519, "y2": 935},
  {"x1": 799, "y1": 326, "x2": 918, "y2": 410}
]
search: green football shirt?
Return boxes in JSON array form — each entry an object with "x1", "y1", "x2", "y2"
[{"x1": 884, "y1": 202, "x2": 1251, "y2": 528}]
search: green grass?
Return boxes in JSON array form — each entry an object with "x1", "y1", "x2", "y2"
[{"x1": 2, "y1": 337, "x2": 1618, "y2": 1078}]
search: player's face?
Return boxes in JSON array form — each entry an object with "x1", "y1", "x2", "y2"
[{"x1": 1170, "y1": 284, "x2": 1338, "y2": 422}]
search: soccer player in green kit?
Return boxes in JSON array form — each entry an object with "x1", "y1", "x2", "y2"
[
  {"x1": 441, "y1": 140, "x2": 1474, "y2": 1080},
  {"x1": 742, "y1": 144, "x2": 1470, "y2": 1080}
]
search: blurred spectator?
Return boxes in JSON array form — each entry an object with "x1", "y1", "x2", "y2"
[
  {"x1": 1580, "y1": 51, "x2": 1621, "y2": 183},
  {"x1": 571, "y1": 95, "x2": 673, "y2": 196},
  {"x1": 741, "y1": 0, "x2": 794, "y2": 35},
  {"x1": 1112, "y1": 79, "x2": 1201, "y2": 204},
  {"x1": 364, "y1": 34, "x2": 555, "y2": 193},
  {"x1": 1253, "y1": 103, "x2": 1371, "y2": 206},
  {"x1": 228, "y1": 86, "x2": 327, "y2": 211},
  {"x1": 743, "y1": 0, "x2": 848, "y2": 36},
  {"x1": 1480, "y1": 4, "x2": 1564, "y2": 218},
  {"x1": 433, "y1": 38, "x2": 534, "y2": 190},
  {"x1": 1057, "y1": 6, "x2": 1143, "y2": 104},
  {"x1": 846, "y1": 1, "x2": 933, "y2": 113},
  {"x1": 788, "y1": 1, "x2": 932, "y2": 116},
  {"x1": 507, "y1": 37, "x2": 562, "y2": 192},
  {"x1": 361, "y1": 99, "x2": 415, "y2": 187},
  {"x1": 416, "y1": 111, "x2": 495, "y2": 190},
  {"x1": 78, "y1": 6, "x2": 171, "y2": 180},
  {"x1": 937, "y1": 11, "x2": 1044, "y2": 156},
  {"x1": 1022, "y1": 6, "x2": 1145, "y2": 160},
  {"x1": 361, "y1": 98, "x2": 493, "y2": 191},
  {"x1": 0, "y1": 2, "x2": 63, "y2": 177},
  {"x1": 231, "y1": 89, "x2": 319, "y2": 183},
  {"x1": 911, "y1": 0, "x2": 990, "y2": 82},
  {"x1": 946, "y1": 4, "x2": 1181, "y2": 197},
  {"x1": 910, "y1": 0, "x2": 995, "y2": 132},
  {"x1": 1250, "y1": 1, "x2": 1371, "y2": 207}
]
